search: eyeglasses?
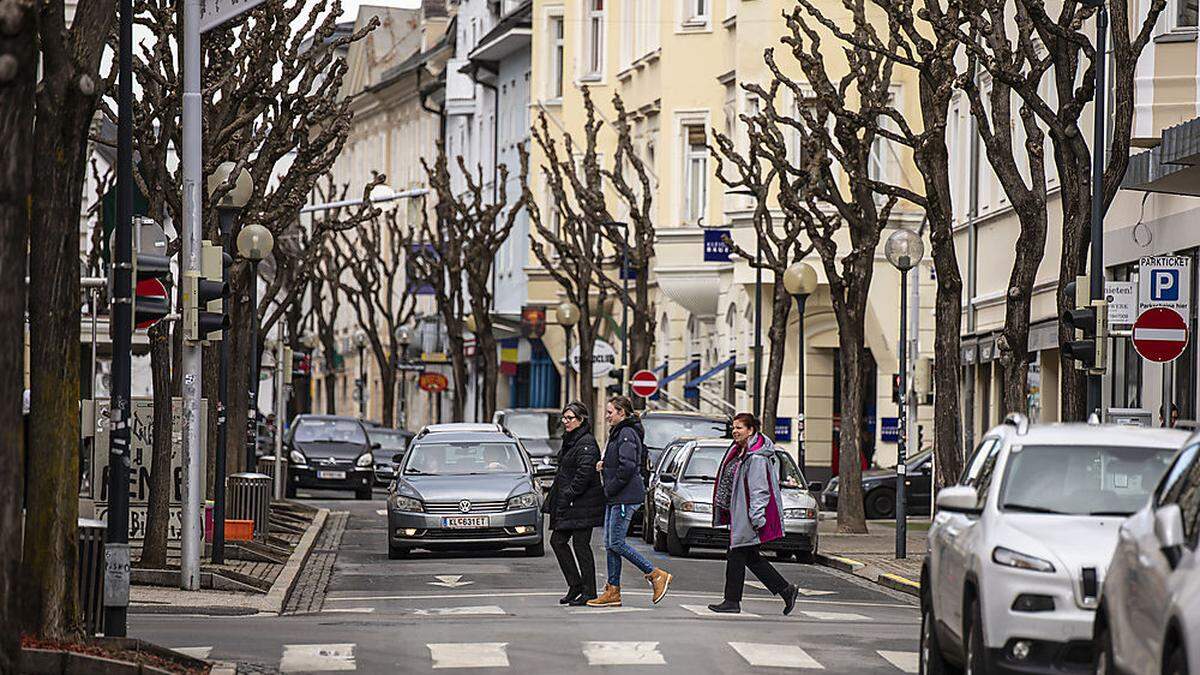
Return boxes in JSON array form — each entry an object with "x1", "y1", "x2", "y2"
[{"x1": 562, "y1": 414, "x2": 577, "y2": 421}]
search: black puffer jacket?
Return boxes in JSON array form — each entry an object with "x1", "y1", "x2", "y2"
[
  {"x1": 602, "y1": 417, "x2": 647, "y2": 505},
  {"x1": 543, "y1": 423, "x2": 605, "y2": 531}
]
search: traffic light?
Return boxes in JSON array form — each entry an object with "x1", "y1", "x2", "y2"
[
  {"x1": 132, "y1": 217, "x2": 171, "y2": 329},
  {"x1": 184, "y1": 240, "x2": 230, "y2": 341},
  {"x1": 891, "y1": 373, "x2": 902, "y2": 403},
  {"x1": 606, "y1": 368, "x2": 624, "y2": 396},
  {"x1": 283, "y1": 347, "x2": 295, "y2": 385},
  {"x1": 293, "y1": 350, "x2": 312, "y2": 379},
  {"x1": 1062, "y1": 276, "x2": 1108, "y2": 372},
  {"x1": 733, "y1": 363, "x2": 748, "y2": 391}
]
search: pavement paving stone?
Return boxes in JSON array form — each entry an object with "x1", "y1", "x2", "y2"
[
  {"x1": 817, "y1": 517, "x2": 926, "y2": 592},
  {"x1": 284, "y1": 511, "x2": 349, "y2": 614}
]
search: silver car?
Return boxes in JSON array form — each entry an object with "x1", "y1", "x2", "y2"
[
  {"x1": 651, "y1": 439, "x2": 819, "y2": 561},
  {"x1": 385, "y1": 424, "x2": 544, "y2": 559}
]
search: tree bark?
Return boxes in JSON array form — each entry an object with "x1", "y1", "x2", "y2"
[
  {"x1": 0, "y1": 0, "x2": 36, "y2": 661},
  {"x1": 761, "y1": 279, "x2": 792, "y2": 440},
  {"x1": 139, "y1": 322, "x2": 173, "y2": 568},
  {"x1": 834, "y1": 315, "x2": 869, "y2": 533}
]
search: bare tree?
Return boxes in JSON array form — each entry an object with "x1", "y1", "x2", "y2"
[
  {"x1": 329, "y1": 203, "x2": 418, "y2": 427},
  {"x1": 0, "y1": 0, "x2": 36, "y2": 660}
]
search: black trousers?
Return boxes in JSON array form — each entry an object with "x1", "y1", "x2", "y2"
[
  {"x1": 550, "y1": 527, "x2": 596, "y2": 597},
  {"x1": 723, "y1": 544, "x2": 789, "y2": 602}
]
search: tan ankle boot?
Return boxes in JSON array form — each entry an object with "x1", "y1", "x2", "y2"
[
  {"x1": 587, "y1": 583, "x2": 622, "y2": 607},
  {"x1": 645, "y1": 568, "x2": 673, "y2": 604}
]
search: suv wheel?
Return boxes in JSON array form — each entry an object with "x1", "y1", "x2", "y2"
[
  {"x1": 355, "y1": 487, "x2": 372, "y2": 500},
  {"x1": 1094, "y1": 620, "x2": 1115, "y2": 675},
  {"x1": 1165, "y1": 645, "x2": 1188, "y2": 675},
  {"x1": 285, "y1": 482, "x2": 297, "y2": 499},
  {"x1": 524, "y1": 540, "x2": 545, "y2": 557},
  {"x1": 964, "y1": 597, "x2": 985, "y2": 675},
  {"x1": 919, "y1": 589, "x2": 956, "y2": 674},
  {"x1": 388, "y1": 544, "x2": 410, "y2": 560}
]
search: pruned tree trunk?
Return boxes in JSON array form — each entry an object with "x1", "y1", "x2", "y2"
[
  {"x1": 139, "y1": 322, "x2": 173, "y2": 568},
  {"x1": 761, "y1": 281, "x2": 792, "y2": 439},
  {"x1": 0, "y1": 0, "x2": 36, "y2": 661},
  {"x1": 835, "y1": 312, "x2": 869, "y2": 533}
]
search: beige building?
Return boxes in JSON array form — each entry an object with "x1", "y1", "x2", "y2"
[{"x1": 526, "y1": 0, "x2": 936, "y2": 480}]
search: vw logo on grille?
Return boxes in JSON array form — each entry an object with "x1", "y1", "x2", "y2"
[{"x1": 458, "y1": 500, "x2": 472, "y2": 513}]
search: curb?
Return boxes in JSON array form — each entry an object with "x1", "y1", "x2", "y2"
[
  {"x1": 264, "y1": 507, "x2": 329, "y2": 615},
  {"x1": 814, "y1": 553, "x2": 920, "y2": 598}
]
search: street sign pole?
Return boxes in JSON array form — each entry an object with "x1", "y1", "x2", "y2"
[{"x1": 1087, "y1": 4, "x2": 1108, "y2": 420}]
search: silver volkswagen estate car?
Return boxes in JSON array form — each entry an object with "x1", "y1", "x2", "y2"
[{"x1": 385, "y1": 423, "x2": 544, "y2": 559}]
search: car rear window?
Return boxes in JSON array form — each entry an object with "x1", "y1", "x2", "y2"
[{"x1": 999, "y1": 444, "x2": 1178, "y2": 517}]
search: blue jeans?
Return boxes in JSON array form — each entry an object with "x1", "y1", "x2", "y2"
[{"x1": 604, "y1": 503, "x2": 655, "y2": 586}]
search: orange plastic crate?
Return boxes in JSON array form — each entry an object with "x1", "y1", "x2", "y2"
[{"x1": 225, "y1": 519, "x2": 254, "y2": 541}]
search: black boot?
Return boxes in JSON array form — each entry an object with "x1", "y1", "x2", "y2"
[
  {"x1": 780, "y1": 584, "x2": 799, "y2": 616},
  {"x1": 567, "y1": 593, "x2": 595, "y2": 607},
  {"x1": 560, "y1": 588, "x2": 582, "y2": 605},
  {"x1": 707, "y1": 601, "x2": 741, "y2": 614}
]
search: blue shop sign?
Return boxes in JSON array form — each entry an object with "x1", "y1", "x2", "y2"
[
  {"x1": 775, "y1": 417, "x2": 792, "y2": 442},
  {"x1": 703, "y1": 229, "x2": 732, "y2": 262},
  {"x1": 880, "y1": 417, "x2": 900, "y2": 443}
]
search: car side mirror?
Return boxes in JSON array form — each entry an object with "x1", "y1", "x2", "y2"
[
  {"x1": 659, "y1": 474, "x2": 676, "y2": 485},
  {"x1": 807, "y1": 481, "x2": 824, "y2": 493},
  {"x1": 371, "y1": 442, "x2": 382, "y2": 451},
  {"x1": 391, "y1": 453, "x2": 406, "y2": 465},
  {"x1": 936, "y1": 485, "x2": 981, "y2": 514},
  {"x1": 1154, "y1": 503, "x2": 1186, "y2": 569}
]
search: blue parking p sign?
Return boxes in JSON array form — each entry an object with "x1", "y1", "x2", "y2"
[{"x1": 1139, "y1": 256, "x2": 1191, "y2": 319}]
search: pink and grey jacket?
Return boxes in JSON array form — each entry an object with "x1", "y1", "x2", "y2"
[{"x1": 711, "y1": 433, "x2": 785, "y2": 548}]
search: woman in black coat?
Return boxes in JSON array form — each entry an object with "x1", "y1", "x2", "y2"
[{"x1": 543, "y1": 401, "x2": 605, "y2": 606}]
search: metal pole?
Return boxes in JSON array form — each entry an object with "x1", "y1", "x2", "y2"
[
  {"x1": 247, "y1": 260, "x2": 260, "y2": 472},
  {"x1": 1087, "y1": 5, "x2": 1108, "y2": 419},
  {"x1": 104, "y1": 0, "x2": 136, "y2": 630},
  {"x1": 896, "y1": 269, "x2": 908, "y2": 559},
  {"x1": 753, "y1": 245, "x2": 763, "y2": 416},
  {"x1": 274, "y1": 324, "x2": 286, "y2": 498},
  {"x1": 179, "y1": 0, "x2": 204, "y2": 590},
  {"x1": 795, "y1": 294, "x2": 807, "y2": 476},
  {"x1": 564, "y1": 329, "x2": 573, "y2": 404},
  {"x1": 623, "y1": 226, "x2": 629, "y2": 386},
  {"x1": 213, "y1": 210, "x2": 236, "y2": 564},
  {"x1": 358, "y1": 345, "x2": 366, "y2": 418},
  {"x1": 907, "y1": 259, "x2": 921, "y2": 518}
]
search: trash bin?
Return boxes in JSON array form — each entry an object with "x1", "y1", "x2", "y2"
[
  {"x1": 77, "y1": 518, "x2": 106, "y2": 636},
  {"x1": 228, "y1": 472, "x2": 272, "y2": 539},
  {"x1": 256, "y1": 456, "x2": 279, "y2": 484}
]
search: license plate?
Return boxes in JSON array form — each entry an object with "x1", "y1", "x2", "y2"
[
  {"x1": 317, "y1": 470, "x2": 346, "y2": 480},
  {"x1": 443, "y1": 516, "x2": 489, "y2": 528}
]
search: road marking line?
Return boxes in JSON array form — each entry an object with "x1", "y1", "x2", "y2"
[
  {"x1": 374, "y1": 509, "x2": 386, "y2": 516},
  {"x1": 327, "y1": 590, "x2": 909, "y2": 609},
  {"x1": 280, "y1": 643, "x2": 356, "y2": 672},
  {"x1": 745, "y1": 580, "x2": 835, "y2": 597},
  {"x1": 565, "y1": 606, "x2": 649, "y2": 614},
  {"x1": 729, "y1": 642, "x2": 824, "y2": 669},
  {"x1": 171, "y1": 647, "x2": 212, "y2": 659},
  {"x1": 414, "y1": 605, "x2": 506, "y2": 616},
  {"x1": 581, "y1": 641, "x2": 665, "y2": 665},
  {"x1": 745, "y1": 580, "x2": 768, "y2": 590},
  {"x1": 801, "y1": 610, "x2": 871, "y2": 621},
  {"x1": 320, "y1": 607, "x2": 376, "y2": 614},
  {"x1": 878, "y1": 650, "x2": 919, "y2": 673},
  {"x1": 428, "y1": 642, "x2": 509, "y2": 669},
  {"x1": 429, "y1": 574, "x2": 474, "y2": 588},
  {"x1": 681, "y1": 604, "x2": 761, "y2": 618}
]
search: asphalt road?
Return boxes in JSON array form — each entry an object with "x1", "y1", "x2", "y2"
[{"x1": 131, "y1": 488, "x2": 921, "y2": 673}]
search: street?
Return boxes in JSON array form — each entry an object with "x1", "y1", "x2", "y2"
[{"x1": 131, "y1": 489, "x2": 920, "y2": 673}]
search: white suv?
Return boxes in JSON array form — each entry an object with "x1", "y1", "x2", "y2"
[
  {"x1": 920, "y1": 415, "x2": 1187, "y2": 674},
  {"x1": 1093, "y1": 434, "x2": 1199, "y2": 675}
]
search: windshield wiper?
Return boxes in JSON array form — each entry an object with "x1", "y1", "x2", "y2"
[
  {"x1": 1003, "y1": 503, "x2": 1067, "y2": 514},
  {"x1": 684, "y1": 475, "x2": 717, "y2": 482},
  {"x1": 1088, "y1": 510, "x2": 1133, "y2": 517},
  {"x1": 403, "y1": 469, "x2": 432, "y2": 476}
]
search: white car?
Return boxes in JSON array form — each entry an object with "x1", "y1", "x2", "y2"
[
  {"x1": 1094, "y1": 435, "x2": 1199, "y2": 675},
  {"x1": 920, "y1": 414, "x2": 1187, "y2": 674}
]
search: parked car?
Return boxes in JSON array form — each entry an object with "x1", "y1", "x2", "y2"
[
  {"x1": 920, "y1": 414, "x2": 1188, "y2": 675},
  {"x1": 641, "y1": 437, "x2": 696, "y2": 544},
  {"x1": 821, "y1": 448, "x2": 934, "y2": 518},
  {"x1": 1094, "y1": 434, "x2": 1199, "y2": 675},
  {"x1": 368, "y1": 428, "x2": 414, "y2": 486},
  {"x1": 385, "y1": 423, "x2": 544, "y2": 559},
  {"x1": 639, "y1": 410, "x2": 730, "y2": 476},
  {"x1": 651, "y1": 438, "x2": 819, "y2": 561},
  {"x1": 284, "y1": 415, "x2": 379, "y2": 500},
  {"x1": 492, "y1": 408, "x2": 563, "y2": 491}
]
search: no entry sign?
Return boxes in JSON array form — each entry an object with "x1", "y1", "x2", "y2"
[
  {"x1": 1133, "y1": 307, "x2": 1190, "y2": 363},
  {"x1": 630, "y1": 370, "x2": 659, "y2": 398}
]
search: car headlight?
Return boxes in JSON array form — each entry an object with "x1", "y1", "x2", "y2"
[
  {"x1": 992, "y1": 546, "x2": 1056, "y2": 573},
  {"x1": 784, "y1": 508, "x2": 816, "y2": 520},
  {"x1": 289, "y1": 450, "x2": 307, "y2": 465},
  {"x1": 506, "y1": 492, "x2": 539, "y2": 510},
  {"x1": 679, "y1": 501, "x2": 712, "y2": 514},
  {"x1": 356, "y1": 453, "x2": 374, "y2": 468},
  {"x1": 388, "y1": 493, "x2": 423, "y2": 512}
]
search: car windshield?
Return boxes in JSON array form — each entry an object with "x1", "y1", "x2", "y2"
[
  {"x1": 502, "y1": 412, "x2": 562, "y2": 440},
  {"x1": 370, "y1": 432, "x2": 410, "y2": 452},
  {"x1": 403, "y1": 441, "x2": 526, "y2": 475},
  {"x1": 999, "y1": 444, "x2": 1178, "y2": 516},
  {"x1": 643, "y1": 417, "x2": 726, "y2": 449},
  {"x1": 682, "y1": 447, "x2": 727, "y2": 481},
  {"x1": 293, "y1": 419, "x2": 367, "y2": 444},
  {"x1": 905, "y1": 449, "x2": 933, "y2": 471}
]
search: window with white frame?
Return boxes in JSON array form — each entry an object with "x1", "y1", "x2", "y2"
[
  {"x1": 867, "y1": 93, "x2": 900, "y2": 195},
  {"x1": 548, "y1": 14, "x2": 565, "y2": 98},
  {"x1": 585, "y1": 0, "x2": 606, "y2": 78},
  {"x1": 1175, "y1": 0, "x2": 1198, "y2": 30},
  {"x1": 683, "y1": 0, "x2": 709, "y2": 26},
  {"x1": 621, "y1": 0, "x2": 635, "y2": 67},
  {"x1": 682, "y1": 124, "x2": 708, "y2": 225},
  {"x1": 646, "y1": 0, "x2": 661, "y2": 52},
  {"x1": 790, "y1": 91, "x2": 817, "y2": 168}
]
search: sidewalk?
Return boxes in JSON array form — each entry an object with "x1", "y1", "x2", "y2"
[{"x1": 815, "y1": 515, "x2": 926, "y2": 597}]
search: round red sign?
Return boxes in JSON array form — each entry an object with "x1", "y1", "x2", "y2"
[
  {"x1": 135, "y1": 278, "x2": 169, "y2": 330},
  {"x1": 418, "y1": 372, "x2": 449, "y2": 393},
  {"x1": 630, "y1": 370, "x2": 659, "y2": 398},
  {"x1": 1133, "y1": 307, "x2": 1189, "y2": 363}
]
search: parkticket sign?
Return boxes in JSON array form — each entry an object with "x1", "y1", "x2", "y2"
[{"x1": 1138, "y1": 255, "x2": 1191, "y2": 319}]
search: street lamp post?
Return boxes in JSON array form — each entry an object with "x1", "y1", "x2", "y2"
[
  {"x1": 237, "y1": 223, "x2": 274, "y2": 473},
  {"x1": 783, "y1": 262, "x2": 818, "y2": 477},
  {"x1": 885, "y1": 228, "x2": 925, "y2": 560},
  {"x1": 207, "y1": 162, "x2": 252, "y2": 565},
  {"x1": 602, "y1": 222, "x2": 631, "y2": 390},
  {"x1": 557, "y1": 301, "x2": 581, "y2": 404},
  {"x1": 396, "y1": 326, "x2": 412, "y2": 428},
  {"x1": 355, "y1": 332, "x2": 368, "y2": 419}
]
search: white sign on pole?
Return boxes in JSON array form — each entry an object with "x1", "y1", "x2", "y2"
[
  {"x1": 1138, "y1": 255, "x2": 1192, "y2": 319},
  {"x1": 1105, "y1": 281, "x2": 1137, "y2": 325},
  {"x1": 200, "y1": 0, "x2": 267, "y2": 33},
  {"x1": 569, "y1": 340, "x2": 618, "y2": 379}
]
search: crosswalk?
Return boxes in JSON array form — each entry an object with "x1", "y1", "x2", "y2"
[{"x1": 172, "y1": 642, "x2": 920, "y2": 672}]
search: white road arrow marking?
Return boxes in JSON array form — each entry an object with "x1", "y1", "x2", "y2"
[
  {"x1": 878, "y1": 651, "x2": 919, "y2": 673},
  {"x1": 429, "y1": 575, "x2": 474, "y2": 588},
  {"x1": 744, "y1": 580, "x2": 834, "y2": 596},
  {"x1": 413, "y1": 605, "x2": 506, "y2": 616}
]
